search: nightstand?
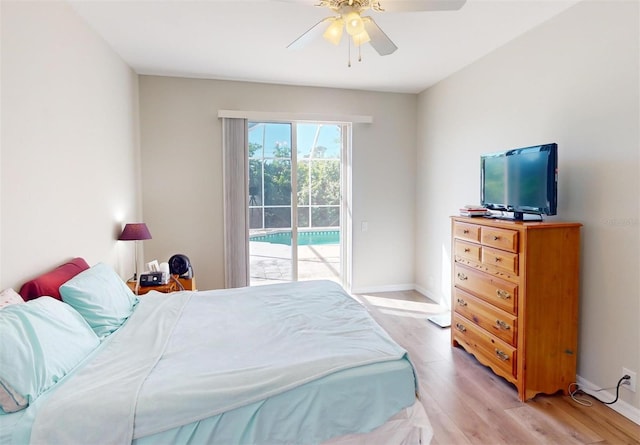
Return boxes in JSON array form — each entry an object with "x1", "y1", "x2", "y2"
[{"x1": 127, "y1": 277, "x2": 196, "y2": 296}]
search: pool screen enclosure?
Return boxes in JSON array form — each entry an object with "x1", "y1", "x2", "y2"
[{"x1": 248, "y1": 121, "x2": 345, "y2": 285}]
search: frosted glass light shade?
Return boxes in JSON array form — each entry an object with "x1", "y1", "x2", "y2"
[
  {"x1": 323, "y1": 18, "x2": 344, "y2": 45},
  {"x1": 344, "y1": 11, "x2": 364, "y2": 36},
  {"x1": 352, "y1": 30, "x2": 370, "y2": 47}
]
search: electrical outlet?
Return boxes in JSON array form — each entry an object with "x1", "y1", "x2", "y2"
[{"x1": 622, "y1": 368, "x2": 636, "y2": 392}]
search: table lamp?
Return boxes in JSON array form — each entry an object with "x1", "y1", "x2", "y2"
[{"x1": 118, "y1": 223, "x2": 152, "y2": 282}]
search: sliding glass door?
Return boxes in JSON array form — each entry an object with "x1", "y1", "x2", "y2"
[
  {"x1": 295, "y1": 123, "x2": 342, "y2": 282},
  {"x1": 248, "y1": 122, "x2": 295, "y2": 282},
  {"x1": 248, "y1": 121, "x2": 346, "y2": 286}
]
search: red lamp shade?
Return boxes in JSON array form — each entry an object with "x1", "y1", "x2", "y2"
[{"x1": 118, "y1": 223, "x2": 152, "y2": 241}]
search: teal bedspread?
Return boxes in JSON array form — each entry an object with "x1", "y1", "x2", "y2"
[{"x1": 16, "y1": 281, "x2": 414, "y2": 444}]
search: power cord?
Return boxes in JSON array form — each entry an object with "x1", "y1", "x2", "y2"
[
  {"x1": 569, "y1": 375, "x2": 631, "y2": 406},
  {"x1": 170, "y1": 274, "x2": 185, "y2": 291}
]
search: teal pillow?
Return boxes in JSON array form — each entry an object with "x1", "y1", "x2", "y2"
[
  {"x1": 0, "y1": 297, "x2": 99, "y2": 413},
  {"x1": 60, "y1": 263, "x2": 138, "y2": 339}
]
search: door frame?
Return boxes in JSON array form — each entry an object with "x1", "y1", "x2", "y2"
[{"x1": 247, "y1": 120, "x2": 352, "y2": 288}]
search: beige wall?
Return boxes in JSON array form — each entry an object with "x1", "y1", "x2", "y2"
[
  {"x1": 416, "y1": 0, "x2": 639, "y2": 415},
  {"x1": 0, "y1": 1, "x2": 140, "y2": 289},
  {"x1": 138, "y1": 76, "x2": 417, "y2": 292}
]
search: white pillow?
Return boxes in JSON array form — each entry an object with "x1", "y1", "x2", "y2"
[
  {"x1": 60, "y1": 263, "x2": 138, "y2": 339},
  {"x1": 0, "y1": 297, "x2": 100, "y2": 413},
  {"x1": 0, "y1": 288, "x2": 24, "y2": 310}
]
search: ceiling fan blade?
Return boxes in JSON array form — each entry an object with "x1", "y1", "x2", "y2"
[
  {"x1": 287, "y1": 17, "x2": 333, "y2": 50},
  {"x1": 363, "y1": 17, "x2": 397, "y2": 56},
  {"x1": 380, "y1": 0, "x2": 467, "y2": 12}
]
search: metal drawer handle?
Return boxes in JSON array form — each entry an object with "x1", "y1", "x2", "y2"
[
  {"x1": 493, "y1": 235, "x2": 500, "y2": 241},
  {"x1": 495, "y1": 349, "x2": 510, "y2": 361},
  {"x1": 455, "y1": 323, "x2": 467, "y2": 333},
  {"x1": 494, "y1": 257, "x2": 502, "y2": 262},
  {"x1": 456, "y1": 298, "x2": 467, "y2": 307},
  {"x1": 496, "y1": 289, "x2": 511, "y2": 300},
  {"x1": 464, "y1": 248, "x2": 471, "y2": 253},
  {"x1": 463, "y1": 229, "x2": 470, "y2": 234},
  {"x1": 457, "y1": 272, "x2": 468, "y2": 281},
  {"x1": 496, "y1": 319, "x2": 510, "y2": 330}
]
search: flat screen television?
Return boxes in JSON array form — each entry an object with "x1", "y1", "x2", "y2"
[{"x1": 480, "y1": 143, "x2": 558, "y2": 220}]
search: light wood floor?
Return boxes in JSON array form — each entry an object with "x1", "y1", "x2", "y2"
[{"x1": 352, "y1": 290, "x2": 640, "y2": 445}]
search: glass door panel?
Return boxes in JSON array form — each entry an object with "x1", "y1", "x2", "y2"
[
  {"x1": 248, "y1": 122, "x2": 293, "y2": 284},
  {"x1": 296, "y1": 123, "x2": 342, "y2": 282}
]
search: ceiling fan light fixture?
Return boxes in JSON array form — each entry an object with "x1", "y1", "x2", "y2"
[
  {"x1": 322, "y1": 18, "x2": 344, "y2": 45},
  {"x1": 344, "y1": 10, "x2": 365, "y2": 36},
  {"x1": 352, "y1": 29, "x2": 370, "y2": 47}
]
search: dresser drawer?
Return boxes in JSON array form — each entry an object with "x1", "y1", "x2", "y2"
[
  {"x1": 481, "y1": 227, "x2": 518, "y2": 252},
  {"x1": 453, "y1": 221, "x2": 481, "y2": 243},
  {"x1": 453, "y1": 264, "x2": 518, "y2": 314},
  {"x1": 453, "y1": 288, "x2": 517, "y2": 346},
  {"x1": 482, "y1": 246, "x2": 519, "y2": 275},
  {"x1": 453, "y1": 314, "x2": 517, "y2": 381},
  {"x1": 454, "y1": 239, "x2": 481, "y2": 263}
]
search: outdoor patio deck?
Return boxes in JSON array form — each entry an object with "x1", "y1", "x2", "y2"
[{"x1": 250, "y1": 241, "x2": 340, "y2": 286}]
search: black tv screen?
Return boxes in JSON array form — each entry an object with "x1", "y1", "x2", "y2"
[{"x1": 481, "y1": 143, "x2": 557, "y2": 219}]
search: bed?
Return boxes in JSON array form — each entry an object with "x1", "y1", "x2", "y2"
[{"x1": 0, "y1": 260, "x2": 432, "y2": 444}]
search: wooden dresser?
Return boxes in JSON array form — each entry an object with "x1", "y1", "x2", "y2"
[{"x1": 450, "y1": 216, "x2": 581, "y2": 401}]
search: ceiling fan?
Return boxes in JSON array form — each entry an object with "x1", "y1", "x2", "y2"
[{"x1": 285, "y1": 0, "x2": 467, "y2": 65}]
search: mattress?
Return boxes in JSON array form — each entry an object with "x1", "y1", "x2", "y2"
[{"x1": 134, "y1": 358, "x2": 417, "y2": 445}]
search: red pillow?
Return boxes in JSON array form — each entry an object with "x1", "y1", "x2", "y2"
[{"x1": 19, "y1": 258, "x2": 90, "y2": 301}]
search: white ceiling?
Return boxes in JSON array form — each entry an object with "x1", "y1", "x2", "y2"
[{"x1": 68, "y1": 0, "x2": 581, "y2": 94}]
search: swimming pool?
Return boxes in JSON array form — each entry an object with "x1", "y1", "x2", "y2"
[{"x1": 250, "y1": 230, "x2": 340, "y2": 246}]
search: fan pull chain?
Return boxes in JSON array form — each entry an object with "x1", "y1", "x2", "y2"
[
  {"x1": 347, "y1": 38, "x2": 351, "y2": 67},
  {"x1": 358, "y1": 43, "x2": 362, "y2": 62}
]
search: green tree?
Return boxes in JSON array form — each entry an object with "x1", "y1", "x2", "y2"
[{"x1": 250, "y1": 138, "x2": 340, "y2": 229}]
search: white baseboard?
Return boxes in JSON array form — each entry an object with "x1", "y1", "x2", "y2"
[
  {"x1": 351, "y1": 283, "x2": 448, "y2": 309},
  {"x1": 576, "y1": 374, "x2": 640, "y2": 425},
  {"x1": 350, "y1": 283, "x2": 416, "y2": 295},
  {"x1": 413, "y1": 284, "x2": 429, "y2": 298},
  {"x1": 414, "y1": 284, "x2": 442, "y2": 304}
]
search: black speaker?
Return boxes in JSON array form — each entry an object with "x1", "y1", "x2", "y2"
[{"x1": 169, "y1": 254, "x2": 193, "y2": 279}]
